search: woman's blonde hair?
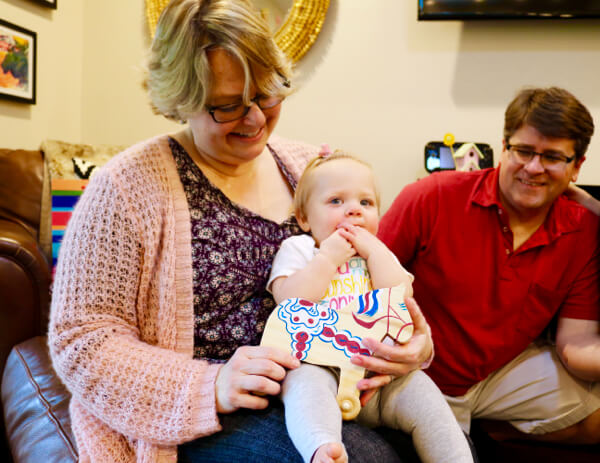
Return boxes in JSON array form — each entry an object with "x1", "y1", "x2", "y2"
[
  {"x1": 293, "y1": 150, "x2": 380, "y2": 223},
  {"x1": 144, "y1": 0, "x2": 293, "y2": 122}
]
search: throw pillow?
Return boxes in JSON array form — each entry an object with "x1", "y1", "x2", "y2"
[{"x1": 39, "y1": 140, "x2": 126, "y2": 271}]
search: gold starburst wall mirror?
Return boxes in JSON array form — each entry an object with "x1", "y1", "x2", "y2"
[{"x1": 145, "y1": 0, "x2": 330, "y2": 63}]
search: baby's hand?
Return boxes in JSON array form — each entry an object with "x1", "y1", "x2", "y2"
[
  {"x1": 337, "y1": 225, "x2": 385, "y2": 260},
  {"x1": 318, "y1": 230, "x2": 356, "y2": 268}
]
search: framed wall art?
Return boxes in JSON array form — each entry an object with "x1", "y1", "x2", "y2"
[
  {"x1": 0, "y1": 19, "x2": 36, "y2": 104},
  {"x1": 30, "y1": 0, "x2": 57, "y2": 9}
]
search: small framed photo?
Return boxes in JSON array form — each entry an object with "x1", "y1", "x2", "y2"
[
  {"x1": 30, "y1": 0, "x2": 57, "y2": 9},
  {"x1": 0, "y1": 19, "x2": 36, "y2": 104}
]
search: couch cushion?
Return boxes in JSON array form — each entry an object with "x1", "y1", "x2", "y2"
[
  {"x1": 41, "y1": 139, "x2": 126, "y2": 181},
  {"x1": 1, "y1": 336, "x2": 77, "y2": 463},
  {"x1": 0, "y1": 149, "x2": 44, "y2": 241},
  {"x1": 39, "y1": 140, "x2": 126, "y2": 272}
]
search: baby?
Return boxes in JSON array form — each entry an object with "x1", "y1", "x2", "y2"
[{"x1": 266, "y1": 150, "x2": 473, "y2": 463}]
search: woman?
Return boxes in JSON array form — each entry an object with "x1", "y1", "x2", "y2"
[{"x1": 48, "y1": 1, "x2": 434, "y2": 462}]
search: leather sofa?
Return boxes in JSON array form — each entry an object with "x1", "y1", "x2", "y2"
[
  {"x1": 0, "y1": 147, "x2": 76, "y2": 463},
  {"x1": 0, "y1": 146, "x2": 598, "y2": 462}
]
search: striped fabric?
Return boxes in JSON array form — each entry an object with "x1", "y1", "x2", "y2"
[{"x1": 51, "y1": 178, "x2": 89, "y2": 274}]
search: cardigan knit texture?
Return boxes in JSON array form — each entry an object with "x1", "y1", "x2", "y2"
[{"x1": 48, "y1": 134, "x2": 317, "y2": 463}]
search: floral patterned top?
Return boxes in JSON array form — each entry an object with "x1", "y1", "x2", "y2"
[{"x1": 169, "y1": 137, "x2": 303, "y2": 362}]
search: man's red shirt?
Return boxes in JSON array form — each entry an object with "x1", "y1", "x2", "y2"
[{"x1": 378, "y1": 168, "x2": 600, "y2": 396}]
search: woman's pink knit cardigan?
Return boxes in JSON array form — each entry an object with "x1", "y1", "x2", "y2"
[{"x1": 48, "y1": 134, "x2": 316, "y2": 463}]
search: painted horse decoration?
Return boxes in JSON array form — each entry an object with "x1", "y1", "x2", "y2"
[{"x1": 261, "y1": 284, "x2": 413, "y2": 419}]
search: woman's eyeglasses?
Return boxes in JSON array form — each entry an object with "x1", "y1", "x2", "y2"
[
  {"x1": 206, "y1": 77, "x2": 291, "y2": 124},
  {"x1": 206, "y1": 94, "x2": 285, "y2": 123}
]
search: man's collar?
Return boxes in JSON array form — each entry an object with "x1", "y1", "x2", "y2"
[
  {"x1": 470, "y1": 166, "x2": 585, "y2": 240},
  {"x1": 471, "y1": 166, "x2": 501, "y2": 209}
]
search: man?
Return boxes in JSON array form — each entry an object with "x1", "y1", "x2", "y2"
[{"x1": 378, "y1": 87, "x2": 600, "y2": 443}]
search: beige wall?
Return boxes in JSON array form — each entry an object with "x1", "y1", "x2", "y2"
[
  {"x1": 0, "y1": 0, "x2": 83, "y2": 149},
  {"x1": 276, "y1": 1, "x2": 600, "y2": 210},
  {"x1": 2, "y1": 1, "x2": 600, "y2": 210},
  {"x1": 80, "y1": 1, "x2": 181, "y2": 144}
]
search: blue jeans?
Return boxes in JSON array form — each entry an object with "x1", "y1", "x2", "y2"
[{"x1": 178, "y1": 402, "x2": 417, "y2": 462}]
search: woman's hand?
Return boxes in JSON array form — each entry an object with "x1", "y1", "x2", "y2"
[
  {"x1": 215, "y1": 346, "x2": 300, "y2": 414},
  {"x1": 565, "y1": 183, "x2": 600, "y2": 216},
  {"x1": 352, "y1": 297, "x2": 433, "y2": 404}
]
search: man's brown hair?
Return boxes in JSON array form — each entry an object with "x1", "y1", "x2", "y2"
[{"x1": 504, "y1": 87, "x2": 594, "y2": 160}]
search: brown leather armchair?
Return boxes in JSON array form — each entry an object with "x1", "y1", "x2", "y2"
[{"x1": 0, "y1": 148, "x2": 76, "y2": 463}]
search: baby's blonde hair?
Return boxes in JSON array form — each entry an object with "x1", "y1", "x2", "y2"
[{"x1": 294, "y1": 150, "x2": 380, "y2": 223}]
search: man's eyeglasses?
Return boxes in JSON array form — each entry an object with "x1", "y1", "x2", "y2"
[{"x1": 506, "y1": 143, "x2": 576, "y2": 169}]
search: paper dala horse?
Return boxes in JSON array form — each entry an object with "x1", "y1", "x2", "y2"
[{"x1": 261, "y1": 284, "x2": 414, "y2": 419}]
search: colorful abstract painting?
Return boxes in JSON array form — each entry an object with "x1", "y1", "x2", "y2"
[{"x1": 0, "y1": 19, "x2": 36, "y2": 104}]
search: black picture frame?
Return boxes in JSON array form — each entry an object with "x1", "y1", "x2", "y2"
[
  {"x1": 29, "y1": 0, "x2": 57, "y2": 9},
  {"x1": 0, "y1": 18, "x2": 37, "y2": 104}
]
